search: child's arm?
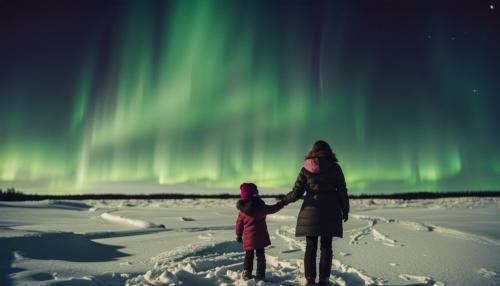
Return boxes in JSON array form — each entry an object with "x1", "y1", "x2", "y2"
[
  {"x1": 263, "y1": 201, "x2": 285, "y2": 215},
  {"x1": 235, "y1": 212, "x2": 244, "y2": 238}
]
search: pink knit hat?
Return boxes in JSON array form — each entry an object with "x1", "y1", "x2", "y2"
[{"x1": 240, "y1": 183, "x2": 258, "y2": 200}]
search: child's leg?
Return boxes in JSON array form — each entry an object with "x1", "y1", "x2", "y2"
[
  {"x1": 243, "y1": 249, "x2": 254, "y2": 279},
  {"x1": 255, "y1": 248, "x2": 266, "y2": 278}
]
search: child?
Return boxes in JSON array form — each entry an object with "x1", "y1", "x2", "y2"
[{"x1": 235, "y1": 182, "x2": 285, "y2": 281}]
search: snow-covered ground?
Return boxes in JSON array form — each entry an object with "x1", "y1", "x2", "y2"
[{"x1": 1, "y1": 197, "x2": 499, "y2": 286}]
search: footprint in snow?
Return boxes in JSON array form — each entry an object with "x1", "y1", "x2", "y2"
[
  {"x1": 399, "y1": 274, "x2": 445, "y2": 286},
  {"x1": 477, "y1": 268, "x2": 499, "y2": 279},
  {"x1": 281, "y1": 249, "x2": 301, "y2": 253}
]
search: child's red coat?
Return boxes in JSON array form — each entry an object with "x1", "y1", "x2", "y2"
[{"x1": 235, "y1": 198, "x2": 284, "y2": 251}]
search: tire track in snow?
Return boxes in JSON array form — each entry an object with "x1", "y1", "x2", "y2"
[
  {"x1": 349, "y1": 214, "x2": 399, "y2": 247},
  {"x1": 350, "y1": 213, "x2": 500, "y2": 248},
  {"x1": 398, "y1": 221, "x2": 500, "y2": 247},
  {"x1": 350, "y1": 214, "x2": 500, "y2": 246}
]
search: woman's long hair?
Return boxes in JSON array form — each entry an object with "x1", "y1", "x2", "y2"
[{"x1": 305, "y1": 140, "x2": 338, "y2": 162}]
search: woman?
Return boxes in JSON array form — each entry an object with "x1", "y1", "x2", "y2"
[{"x1": 282, "y1": 140, "x2": 349, "y2": 285}]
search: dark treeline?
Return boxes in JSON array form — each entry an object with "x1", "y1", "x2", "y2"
[
  {"x1": 1, "y1": 188, "x2": 499, "y2": 201},
  {"x1": 0, "y1": 188, "x2": 279, "y2": 201}
]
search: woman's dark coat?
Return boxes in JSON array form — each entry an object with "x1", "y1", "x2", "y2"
[
  {"x1": 283, "y1": 156, "x2": 349, "y2": 237},
  {"x1": 235, "y1": 198, "x2": 284, "y2": 251}
]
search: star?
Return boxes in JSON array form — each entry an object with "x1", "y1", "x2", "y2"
[{"x1": 491, "y1": 4, "x2": 495, "y2": 10}]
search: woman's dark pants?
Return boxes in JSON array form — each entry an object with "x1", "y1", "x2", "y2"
[
  {"x1": 244, "y1": 248, "x2": 266, "y2": 277},
  {"x1": 305, "y1": 236, "x2": 333, "y2": 280}
]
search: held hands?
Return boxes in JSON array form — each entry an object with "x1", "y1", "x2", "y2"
[
  {"x1": 236, "y1": 236, "x2": 242, "y2": 243},
  {"x1": 277, "y1": 200, "x2": 288, "y2": 208},
  {"x1": 275, "y1": 195, "x2": 288, "y2": 206},
  {"x1": 276, "y1": 195, "x2": 288, "y2": 205}
]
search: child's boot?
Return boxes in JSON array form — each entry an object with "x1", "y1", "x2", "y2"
[{"x1": 242, "y1": 271, "x2": 253, "y2": 280}]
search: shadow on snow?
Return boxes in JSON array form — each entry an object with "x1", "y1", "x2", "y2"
[{"x1": 0, "y1": 232, "x2": 129, "y2": 286}]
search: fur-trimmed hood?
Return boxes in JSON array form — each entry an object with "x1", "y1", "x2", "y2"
[
  {"x1": 304, "y1": 156, "x2": 336, "y2": 173},
  {"x1": 236, "y1": 198, "x2": 265, "y2": 216}
]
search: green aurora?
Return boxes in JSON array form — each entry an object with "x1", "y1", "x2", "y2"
[{"x1": 1, "y1": 0, "x2": 499, "y2": 194}]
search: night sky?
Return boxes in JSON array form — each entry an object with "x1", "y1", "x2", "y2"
[{"x1": 1, "y1": 0, "x2": 499, "y2": 194}]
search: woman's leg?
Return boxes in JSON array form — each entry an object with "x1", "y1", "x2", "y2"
[
  {"x1": 319, "y1": 236, "x2": 333, "y2": 281},
  {"x1": 243, "y1": 249, "x2": 254, "y2": 279},
  {"x1": 255, "y1": 248, "x2": 266, "y2": 279},
  {"x1": 305, "y1": 236, "x2": 318, "y2": 281}
]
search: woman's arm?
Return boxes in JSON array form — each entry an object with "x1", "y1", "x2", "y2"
[
  {"x1": 336, "y1": 164, "x2": 349, "y2": 219},
  {"x1": 282, "y1": 169, "x2": 307, "y2": 205}
]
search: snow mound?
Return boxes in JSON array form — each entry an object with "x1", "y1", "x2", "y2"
[
  {"x1": 44, "y1": 200, "x2": 93, "y2": 210},
  {"x1": 100, "y1": 212, "x2": 162, "y2": 229}
]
